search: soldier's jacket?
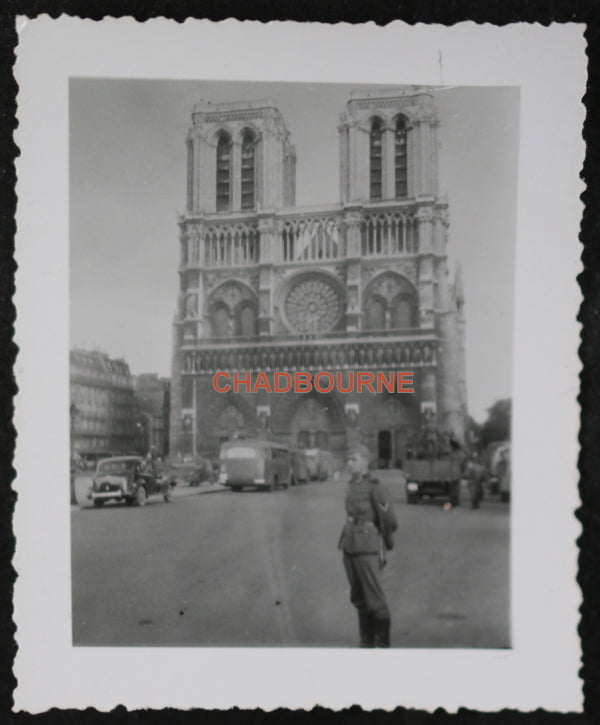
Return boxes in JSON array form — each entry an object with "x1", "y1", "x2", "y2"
[{"x1": 339, "y1": 474, "x2": 398, "y2": 554}]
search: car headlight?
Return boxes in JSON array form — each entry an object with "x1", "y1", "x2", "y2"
[{"x1": 407, "y1": 482, "x2": 419, "y2": 492}]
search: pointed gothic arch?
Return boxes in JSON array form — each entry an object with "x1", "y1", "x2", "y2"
[{"x1": 216, "y1": 131, "x2": 232, "y2": 212}]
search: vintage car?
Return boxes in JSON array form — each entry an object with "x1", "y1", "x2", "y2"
[
  {"x1": 88, "y1": 455, "x2": 174, "y2": 507},
  {"x1": 167, "y1": 457, "x2": 215, "y2": 487},
  {"x1": 484, "y1": 441, "x2": 511, "y2": 496}
]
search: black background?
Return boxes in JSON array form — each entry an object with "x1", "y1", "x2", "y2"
[{"x1": 0, "y1": 1, "x2": 598, "y2": 723}]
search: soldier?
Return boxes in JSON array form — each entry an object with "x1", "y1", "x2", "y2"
[
  {"x1": 338, "y1": 443, "x2": 397, "y2": 647},
  {"x1": 144, "y1": 445, "x2": 163, "y2": 479},
  {"x1": 465, "y1": 454, "x2": 485, "y2": 509}
]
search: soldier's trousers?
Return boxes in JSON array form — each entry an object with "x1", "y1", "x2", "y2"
[{"x1": 343, "y1": 552, "x2": 390, "y2": 621}]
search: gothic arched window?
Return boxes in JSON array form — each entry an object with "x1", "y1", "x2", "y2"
[
  {"x1": 369, "y1": 118, "x2": 383, "y2": 200},
  {"x1": 241, "y1": 131, "x2": 255, "y2": 210},
  {"x1": 213, "y1": 305, "x2": 230, "y2": 338},
  {"x1": 238, "y1": 303, "x2": 257, "y2": 337},
  {"x1": 365, "y1": 298, "x2": 385, "y2": 330},
  {"x1": 395, "y1": 117, "x2": 408, "y2": 198},
  {"x1": 392, "y1": 295, "x2": 416, "y2": 329},
  {"x1": 216, "y1": 133, "x2": 232, "y2": 212}
]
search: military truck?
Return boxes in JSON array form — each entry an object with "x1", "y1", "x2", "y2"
[
  {"x1": 403, "y1": 412, "x2": 464, "y2": 505},
  {"x1": 404, "y1": 455, "x2": 463, "y2": 505}
]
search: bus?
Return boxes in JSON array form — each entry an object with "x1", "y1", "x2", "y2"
[
  {"x1": 305, "y1": 448, "x2": 335, "y2": 482},
  {"x1": 218, "y1": 439, "x2": 292, "y2": 492}
]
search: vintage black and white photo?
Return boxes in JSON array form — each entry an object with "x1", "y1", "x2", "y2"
[
  {"x1": 13, "y1": 19, "x2": 584, "y2": 712},
  {"x1": 68, "y1": 80, "x2": 516, "y2": 650}
]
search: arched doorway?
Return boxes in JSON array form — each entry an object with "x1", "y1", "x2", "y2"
[
  {"x1": 292, "y1": 397, "x2": 329, "y2": 449},
  {"x1": 374, "y1": 395, "x2": 415, "y2": 468}
]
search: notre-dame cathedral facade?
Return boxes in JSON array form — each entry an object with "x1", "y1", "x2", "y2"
[{"x1": 170, "y1": 89, "x2": 467, "y2": 465}]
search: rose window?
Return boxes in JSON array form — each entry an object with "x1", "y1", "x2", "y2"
[{"x1": 285, "y1": 278, "x2": 341, "y2": 333}]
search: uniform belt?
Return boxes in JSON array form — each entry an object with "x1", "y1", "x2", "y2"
[{"x1": 347, "y1": 516, "x2": 375, "y2": 525}]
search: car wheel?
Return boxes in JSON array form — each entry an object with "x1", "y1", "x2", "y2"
[
  {"x1": 134, "y1": 486, "x2": 147, "y2": 507},
  {"x1": 93, "y1": 499, "x2": 104, "y2": 508},
  {"x1": 406, "y1": 494, "x2": 417, "y2": 504}
]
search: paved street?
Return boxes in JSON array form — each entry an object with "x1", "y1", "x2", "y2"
[{"x1": 71, "y1": 472, "x2": 510, "y2": 648}]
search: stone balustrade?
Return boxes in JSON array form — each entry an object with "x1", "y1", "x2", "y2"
[
  {"x1": 180, "y1": 334, "x2": 438, "y2": 375},
  {"x1": 179, "y1": 200, "x2": 423, "y2": 270}
]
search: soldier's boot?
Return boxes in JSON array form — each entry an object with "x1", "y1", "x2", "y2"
[
  {"x1": 358, "y1": 611, "x2": 375, "y2": 648},
  {"x1": 373, "y1": 616, "x2": 391, "y2": 648}
]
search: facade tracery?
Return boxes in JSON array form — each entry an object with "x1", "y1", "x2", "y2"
[{"x1": 283, "y1": 277, "x2": 342, "y2": 333}]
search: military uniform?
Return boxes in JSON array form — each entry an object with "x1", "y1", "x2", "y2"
[
  {"x1": 465, "y1": 460, "x2": 484, "y2": 509},
  {"x1": 339, "y1": 473, "x2": 397, "y2": 647}
]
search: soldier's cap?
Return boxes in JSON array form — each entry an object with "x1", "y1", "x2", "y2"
[{"x1": 347, "y1": 443, "x2": 372, "y2": 462}]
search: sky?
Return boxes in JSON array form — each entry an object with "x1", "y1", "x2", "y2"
[{"x1": 70, "y1": 80, "x2": 519, "y2": 423}]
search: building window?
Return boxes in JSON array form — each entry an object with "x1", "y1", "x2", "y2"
[
  {"x1": 216, "y1": 133, "x2": 232, "y2": 212},
  {"x1": 395, "y1": 117, "x2": 408, "y2": 198},
  {"x1": 391, "y1": 296, "x2": 416, "y2": 328},
  {"x1": 238, "y1": 303, "x2": 257, "y2": 337},
  {"x1": 369, "y1": 118, "x2": 383, "y2": 200},
  {"x1": 365, "y1": 298, "x2": 385, "y2": 330},
  {"x1": 241, "y1": 132, "x2": 255, "y2": 210},
  {"x1": 213, "y1": 305, "x2": 230, "y2": 338}
]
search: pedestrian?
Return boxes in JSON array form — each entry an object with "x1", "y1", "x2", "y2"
[
  {"x1": 338, "y1": 443, "x2": 397, "y2": 647},
  {"x1": 465, "y1": 455, "x2": 484, "y2": 509},
  {"x1": 498, "y1": 448, "x2": 511, "y2": 503}
]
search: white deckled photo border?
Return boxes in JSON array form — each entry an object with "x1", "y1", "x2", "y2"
[{"x1": 13, "y1": 18, "x2": 584, "y2": 712}]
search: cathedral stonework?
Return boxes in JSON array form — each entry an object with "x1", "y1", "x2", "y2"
[{"x1": 170, "y1": 90, "x2": 467, "y2": 466}]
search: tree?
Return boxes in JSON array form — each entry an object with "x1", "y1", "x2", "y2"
[{"x1": 480, "y1": 398, "x2": 511, "y2": 447}]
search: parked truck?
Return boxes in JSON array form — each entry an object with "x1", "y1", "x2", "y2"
[{"x1": 404, "y1": 455, "x2": 464, "y2": 506}]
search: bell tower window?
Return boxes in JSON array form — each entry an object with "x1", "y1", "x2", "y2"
[
  {"x1": 241, "y1": 132, "x2": 255, "y2": 210},
  {"x1": 395, "y1": 117, "x2": 408, "y2": 198},
  {"x1": 216, "y1": 133, "x2": 232, "y2": 212},
  {"x1": 369, "y1": 118, "x2": 383, "y2": 200}
]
